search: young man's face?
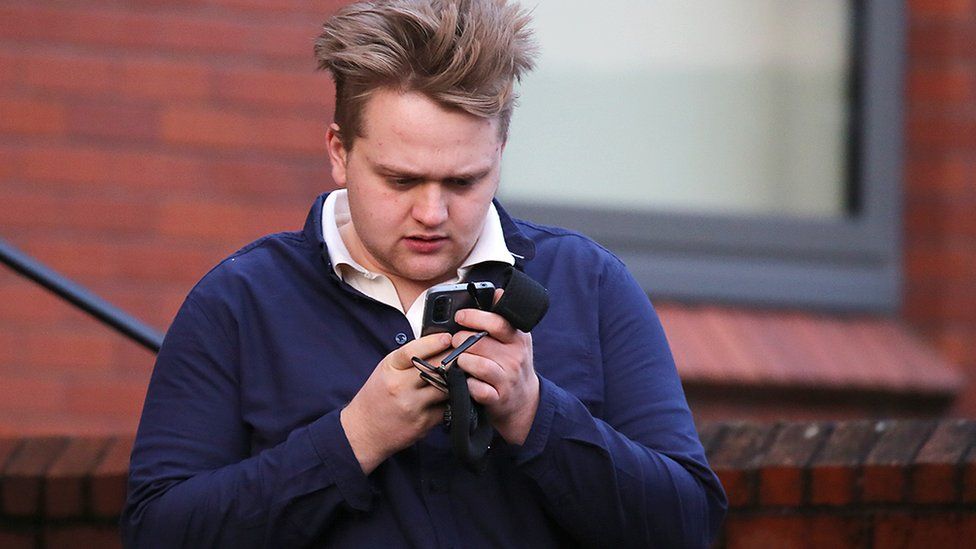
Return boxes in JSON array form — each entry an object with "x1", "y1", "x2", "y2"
[{"x1": 326, "y1": 88, "x2": 503, "y2": 291}]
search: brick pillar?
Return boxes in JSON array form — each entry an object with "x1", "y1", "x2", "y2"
[{"x1": 904, "y1": 0, "x2": 976, "y2": 415}]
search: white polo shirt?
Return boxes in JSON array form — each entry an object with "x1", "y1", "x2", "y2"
[{"x1": 321, "y1": 190, "x2": 515, "y2": 338}]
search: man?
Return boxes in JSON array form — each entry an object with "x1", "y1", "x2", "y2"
[{"x1": 122, "y1": 1, "x2": 727, "y2": 547}]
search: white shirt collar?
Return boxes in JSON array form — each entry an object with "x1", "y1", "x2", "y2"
[{"x1": 321, "y1": 189, "x2": 514, "y2": 337}]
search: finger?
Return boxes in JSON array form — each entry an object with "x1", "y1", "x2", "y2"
[
  {"x1": 390, "y1": 333, "x2": 452, "y2": 370},
  {"x1": 410, "y1": 374, "x2": 450, "y2": 404},
  {"x1": 492, "y1": 288, "x2": 504, "y2": 306},
  {"x1": 454, "y1": 308, "x2": 517, "y2": 343},
  {"x1": 454, "y1": 353, "x2": 505, "y2": 387},
  {"x1": 466, "y1": 376, "x2": 500, "y2": 405},
  {"x1": 450, "y1": 329, "x2": 505, "y2": 360},
  {"x1": 421, "y1": 402, "x2": 449, "y2": 430}
]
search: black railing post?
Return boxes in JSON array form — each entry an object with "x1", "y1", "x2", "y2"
[{"x1": 0, "y1": 237, "x2": 164, "y2": 353}]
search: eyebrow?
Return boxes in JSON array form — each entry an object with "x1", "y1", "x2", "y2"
[{"x1": 374, "y1": 163, "x2": 492, "y2": 182}]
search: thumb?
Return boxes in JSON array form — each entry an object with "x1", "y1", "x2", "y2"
[{"x1": 389, "y1": 332, "x2": 452, "y2": 370}]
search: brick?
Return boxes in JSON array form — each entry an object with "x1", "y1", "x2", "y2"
[
  {"x1": 44, "y1": 524, "x2": 122, "y2": 549},
  {"x1": 725, "y1": 515, "x2": 806, "y2": 549},
  {"x1": 0, "y1": 438, "x2": 23, "y2": 472},
  {"x1": 936, "y1": 324, "x2": 976, "y2": 371},
  {"x1": 725, "y1": 515, "x2": 869, "y2": 549},
  {"x1": 909, "y1": 65, "x2": 976, "y2": 103},
  {"x1": 97, "y1": 285, "x2": 185, "y2": 334},
  {"x1": 809, "y1": 421, "x2": 881, "y2": 505},
  {"x1": 909, "y1": 0, "x2": 976, "y2": 19},
  {"x1": 0, "y1": 413, "x2": 138, "y2": 439},
  {"x1": 45, "y1": 437, "x2": 113, "y2": 518},
  {"x1": 1, "y1": 437, "x2": 69, "y2": 516},
  {"x1": 905, "y1": 153, "x2": 973, "y2": 197},
  {"x1": 706, "y1": 422, "x2": 777, "y2": 508},
  {"x1": 905, "y1": 279, "x2": 976, "y2": 324},
  {"x1": 0, "y1": 52, "x2": 22, "y2": 89},
  {"x1": 208, "y1": 0, "x2": 345, "y2": 14},
  {"x1": 0, "y1": 329, "x2": 23, "y2": 367},
  {"x1": 912, "y1": 420, "x2": 976, "y2": 503},
  {"x1": 0, "y1": 6, "x2": 312, "y2": 61},
  {"x1": 21, "y1": 144, "x2": 209, "y2": 191},
  {"x1": 907, "y1": 114, "x2": 976, "y2": 150},
  {"x1": 0, "y1": 147, "x2": 18, "y2": 180},
  {"x1": 874, "y1": 513, "x2": 976, "y2": 549},
  {"x1": 697, "y1": 422, "x2": 726, "y2": 455},
  {"x1": 904, "y1": 196, "x2": 976, "y2": 240},
  {"x1": 156, "y1": 199, "x2": 303, "y2": 242},
  {"x1": 119, "y1": 58, "x2": 211, "y2": 101},
  {"x1": 114, "y1": 242, "x2": 220, "y2": 284},
  {"x1": 65, "y1": 379, "x2": 148, "y2": 416},
  {"x1": 964, "y1": 441, "x2": 976, "y2": 503},
  {"x1": 0, "y1": 530, "x2": 33, "y2": 549},
  {"x1": 905, "y1": 243, "x2": 976, "y2": 283},
  {"x1": 862, "y1": 420, "x2": 937, "y2": 503},
  {"x1": 909, "y1": 20, "x2": 976, "y2": 59},
  {"x1": 758, "y1": 422, "x2": 831, "y2": 506},
  {"x1": 160, "y1": 106, "x2": 325, "y2": 155},
  {"x1": 0, "y1": 377, "x2": 68, "y2": 414},
  {"x1": 207, "y1": 157, "x2": 325, "y2": 198},
  {"x1": 0, "y1": 190, "x2": 154, "y2": 235},
  {"x1": 23, "y1": 53, "x2": 116, "y2": 95},
  {"x1": 214, "y1": 68, "x2": 333, "y2": 109},
  {"x1": 19, "y1": 235, "x2": 120, "y2": 279},
  {"x1": 0, "y1": 283, "x2": 93, "y2": 326},
  {"x1": 0, "y1": 97, "x2": 65, "y2": 136},
  {"x1": 23, "y1": 330, "x2": 117, "y2": 373},
  {"x1": 91, "y1": 436, "x2": 134, "y2": 517},
  {"x1": 66, "y1": 101, "x2": 160, "y2": 142}
]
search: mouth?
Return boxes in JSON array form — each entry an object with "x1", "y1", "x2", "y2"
[{"x1": 403, "y1": 234, "x2": 449, "y2": 253}]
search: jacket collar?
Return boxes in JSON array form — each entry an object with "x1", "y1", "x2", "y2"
[{"x1": 304, "y1": 191, "x2": 536, "y2": 272}]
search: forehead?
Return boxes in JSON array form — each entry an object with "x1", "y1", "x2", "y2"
[{"x1": 356, "y1": 89, "x2": 503, "y2": 173}]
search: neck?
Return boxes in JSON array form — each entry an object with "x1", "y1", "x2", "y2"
[{"x1": 338, "y1": 223, "x2": 448, "y2": 312}]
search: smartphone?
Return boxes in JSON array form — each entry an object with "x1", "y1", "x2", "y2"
[{"x1": 420, "y1": 281, "x2": 495, "y2": 336}]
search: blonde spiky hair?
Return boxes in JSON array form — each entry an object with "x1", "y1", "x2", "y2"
[{"x1": 315, "y1": 0, "x2": 538, "y2": 147}]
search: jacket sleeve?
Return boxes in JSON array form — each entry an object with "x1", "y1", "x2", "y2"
[
  {"x1": 121, "y1": 294, "x2": 373, "y2": 548},
  {"x1": 512, "y1": 258, "x2": 728, "y2": 548}
]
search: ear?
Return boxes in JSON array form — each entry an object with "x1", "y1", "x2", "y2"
[{"x1": 326, "y1": 123, "x2": 349, "y2": 188}]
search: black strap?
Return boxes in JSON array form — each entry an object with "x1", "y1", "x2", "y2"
[
  {"x1": 447, "y1": 266, "x2": 548, "y2": 472},
  {"x1": 446, "y1": 366, "x2": 493, "y2": 473}
]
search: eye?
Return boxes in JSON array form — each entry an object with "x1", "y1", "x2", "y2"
[
  {"x1": 446, "y1": 178, "x2": 473, "y2": 188},
  {"x1": 390, "y1": 177, "x2": 420, "y2": 186}
]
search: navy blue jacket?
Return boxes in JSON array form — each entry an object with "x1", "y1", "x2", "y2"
[{"x1": 122, "y1": 193, "x2": 727, "y2": 548}]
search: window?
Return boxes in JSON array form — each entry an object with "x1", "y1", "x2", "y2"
[{"x1": 499, "y1": 1, "x2": 902, "y2": 312}]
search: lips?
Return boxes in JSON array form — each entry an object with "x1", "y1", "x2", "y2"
[{"x1": 403, "y1": 235, "x2": 448, "y2": 253}]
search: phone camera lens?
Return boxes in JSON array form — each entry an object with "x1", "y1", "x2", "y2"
[{"x1": 432, "y1": 295, "x2": 452, "y2": 323}]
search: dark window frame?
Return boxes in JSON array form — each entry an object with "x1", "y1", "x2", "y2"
[{"x1": 504, "y1": 0, "x2": 903, "y2": 313}]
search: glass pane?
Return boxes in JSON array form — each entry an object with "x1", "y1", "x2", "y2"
[{"x1": 499, "y1": 0, "x2": 853, "y2": 218}]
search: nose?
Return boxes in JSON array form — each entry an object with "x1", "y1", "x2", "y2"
[{"x1": 412, "y1": 184, "x2": 448, "y2": 227}]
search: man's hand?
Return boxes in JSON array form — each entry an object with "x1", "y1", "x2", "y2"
[
  {"x1": 341, "y1": 333, "x2": 452, "y2": 474},
  {"x1": 451, "y1": 290, "x2": 540, "y2": 445}
]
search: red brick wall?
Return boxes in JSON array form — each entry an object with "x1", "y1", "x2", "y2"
[
  {"x1": 1, "y1": 0, "x2": 975, "y2": 435},
  {"x1": 2, "y1": 420, "x2": 973, "y2": 548},
  {"x1": 904, "y1": 0, "x2": 976, "y2": 416},
  {"x1": 0, "y1": 1, "x2": 343, "y2": 434}
]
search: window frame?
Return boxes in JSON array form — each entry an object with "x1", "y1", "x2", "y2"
[{"x1": 503, "y1": 0, "x2": 903, "y2": 313}]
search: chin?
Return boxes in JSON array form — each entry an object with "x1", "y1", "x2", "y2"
[{"x1": 397, "y1": 261, "x2": 458, "y2": 285}]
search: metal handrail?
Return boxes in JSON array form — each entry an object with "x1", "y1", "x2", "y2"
[{"x1": 0, "y1": 237, "x2": 163, "y2": 353}]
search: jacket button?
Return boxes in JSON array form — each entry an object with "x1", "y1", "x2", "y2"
[{"x1": 395, "y1": 332, "x2": 408, "y2": 345}]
